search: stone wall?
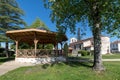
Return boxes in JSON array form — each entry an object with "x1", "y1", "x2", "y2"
[{"x1": 15, "y1": 56, "x2": 66, "y2": 64}]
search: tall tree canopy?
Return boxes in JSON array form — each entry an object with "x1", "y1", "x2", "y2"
[
  {"x1": 0, "y1": 0, "x2": 25, "y2": 42},
  {"x1": 44, "y1": 0, "x2": 120, "y2": 71},
  {"x1": 0, "y1": 0, "x2": 25, "y2": 57},
  {"x1": 28, "y1": 18, "x2": 49, "y2": 30}
]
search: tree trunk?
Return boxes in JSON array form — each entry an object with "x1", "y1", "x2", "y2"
[
  {"x1": 92, "y1": 25, "x2": 105, "y2": 71},
  {"x1": 92, "y1": 1, "x2": 105, "y2": 71},
  {"x1": 5, "y1": 42, "x2": 9, "y2": 58}
]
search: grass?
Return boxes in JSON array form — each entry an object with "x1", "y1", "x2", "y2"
[
  {"x1": 102, "y1": 53, "x2": 120, "y2": 59},
  {"x1": 79, "y1": 53, "x2": 120, "y2": 59},
  {"x1": 0, "y1": 61, "x2": 120, "y2": 80},
  {"x1": 0, "y1": 57, "x2": 15, "y2": 65}
]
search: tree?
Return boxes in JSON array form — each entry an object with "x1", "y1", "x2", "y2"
[
  {"x1": 27, "y1": 17, "x2": 53, "y2": 49},
  {"x1": 44, "y1": 0, "x2": 120, "y2": 71},
  {"x1": 0, "y1": 0, "x2": 25, "y2": 57},
  {"x1": 63, "y1": 43, "x2": 68, "y2": 57},
  {"x1": 28, "y1": 17, "x2": 49, "y2": 30}
]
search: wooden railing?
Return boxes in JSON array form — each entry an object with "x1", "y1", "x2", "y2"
[{"x1": 17, "y1": 49, "x2": 64, "y2": 58}]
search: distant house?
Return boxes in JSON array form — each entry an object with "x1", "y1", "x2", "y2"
[
  {"x1": 70, "y1": 37, "x2": 77, "y2": 43},
  {"x1": 110, "y1": 40, "x2": 120, "y2": 53},
  {"x1": 69, "y1": 36, "x2": 111, "y2": 55}
]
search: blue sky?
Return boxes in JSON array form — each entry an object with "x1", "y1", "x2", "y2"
[
  {"x1": 1, "y1": 0, "x2": 119, "y2": 48},
  {"x1": 16, "y1": 0, "x2": 119, "y2": 42},
  {"x1": 16, "y1": 0, "x2": 92, "y2": 41}
]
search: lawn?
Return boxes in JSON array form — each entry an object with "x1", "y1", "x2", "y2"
[
  {"x1": 80, "y1": 53, "x2": 120, "y2": 59},
  {"x1": 102, "y1": 53, "x2": 120, "y2": 59},
  {"x1": 0, "y1": 57, "x2": 15, "y2": 65},
  {"x1": 0, "y1": 61, "x2": 120, "y2": 80}
]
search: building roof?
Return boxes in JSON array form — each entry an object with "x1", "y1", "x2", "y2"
[
  {"x1": 6, "y1": 28, "x2": 67, "y2": 44},
  {"x1": 111, "y1": 40, "x2": 120, "y2": 44},
  {"x1": 69, "y1": 35, "x2": 109, "y2": 46},
  {"x1": 69, "y1": 37, "x2": 93, "y2": 46}
]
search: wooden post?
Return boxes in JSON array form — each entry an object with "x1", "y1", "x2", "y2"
[
  {"x1": 15, "y1": 41, "x2": 18, "y2": 57},
  {"x1": 34, "y1": 39, "x2": 38, "y2": 56}
]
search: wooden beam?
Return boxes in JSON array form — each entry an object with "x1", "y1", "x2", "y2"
[{"x1": 34, "y1": 39, "x2": 38, "y2": 56}]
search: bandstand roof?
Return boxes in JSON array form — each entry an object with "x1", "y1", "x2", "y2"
[{"x1": 6, "y1": 28, "x2": 67, "y2": 44}]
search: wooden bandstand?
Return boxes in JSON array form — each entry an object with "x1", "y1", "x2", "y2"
[{"x1": 6, "y1": 28, "x2": 67, "y2": 63}]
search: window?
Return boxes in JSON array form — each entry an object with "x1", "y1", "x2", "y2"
[{"x1": 74, "y1": 45, "x2": 76, "y2": 49}]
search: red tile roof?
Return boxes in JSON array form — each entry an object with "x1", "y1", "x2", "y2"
[{"x1": 111, "y1": 40, "x2": 120, "y2": 44}]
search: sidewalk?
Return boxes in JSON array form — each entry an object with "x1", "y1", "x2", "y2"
[
  {"x1": 102, "y1": 59, "x2": 120, "y2": 61},
  {"x1": 0, "y1": 60, "x2": 34, "y2": 76},
  {"x1": 68, "y1": 58, "x2": 120, "y2": 62}
]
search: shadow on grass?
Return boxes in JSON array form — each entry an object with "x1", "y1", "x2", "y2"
[
  {"x1": 49, "y1": 57, "x2": 93, "y2": 69},
  {"x1": 42, "y1": 63, "x2": 50, "y2": 69},
  {"x1": 0, "y1": 57, "x2": 15, "y2": 64},
  {"x1": 65, "y1": 61, "x2": 92, "y2": 68},
  {"x1": 66, "y1": 57, "x2": 93, "y2": 68},
  {"x1": 41, "y1": 57, "x2": 93, "y2": 69}
]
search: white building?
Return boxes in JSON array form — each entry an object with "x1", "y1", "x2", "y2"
[
  {"x1": 69, "y1": 36, "x2": 110, "y2": 54},
  {"x1": 70, "y1": 37, "x2": 77, "y2": 43},
  {"x1": 110, "y1": 41, "x2": 120, "y2": 53}
]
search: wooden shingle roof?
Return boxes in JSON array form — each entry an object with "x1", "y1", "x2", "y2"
[{"x1": 6, "y1": 28, "x2": 67, "y2": 44}]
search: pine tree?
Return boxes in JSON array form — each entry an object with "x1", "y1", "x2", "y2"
[
  {"x1": 28, "y1": 17, "x2": 49, "y2": 30},
  {"x1": 0, "y1": 0, "x2": 25, "y2": 57}
]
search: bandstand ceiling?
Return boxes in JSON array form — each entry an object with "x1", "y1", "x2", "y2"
[{"x1": 6, "y1": 28, "x2": 67, "y2": 44}]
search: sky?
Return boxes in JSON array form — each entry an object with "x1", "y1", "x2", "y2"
[
  {"x1": 16, "y1": 0, "x2": 93, "y2": 41},
  {"x1": 1, "y1": 0, "x2": 119, "y2": 48},
  {"x1": 16, "y1": 0, "x2": 120, "y2": 42}
]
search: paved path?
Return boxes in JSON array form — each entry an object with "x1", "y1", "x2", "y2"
[
  {"x1": 0, "y1": 60, "x2": 35, "y2": 76},
  {"x1": 68, "y1": 59, "x2": 120, "y2": 62},
  {"x1": 102, "y1": 59, "x2": 120, "y2": 61}
]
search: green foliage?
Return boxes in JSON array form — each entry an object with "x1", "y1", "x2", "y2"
[
  {"x1": 28, "y1": 17, "x2": 49, "y2": 30},
  {"x1": 0, "y1": 0, "x2": 26, "y2": 42},
  {"x1": 90, "y1": 50, "x2": 94, "y2": 55},
  {"x1": 44, "y1": 0, "x2": 120, "y2": 70},
  {"x1": 63, "y1": 43, "x2": 68, "y2": 57},
  {"x1": 44, "y1": 44, "x2": 53, "y2": 49},
  {"x1": 44, "y1": 0, "x2": 120, "y2": 37},
  {"x1": 78, "y1": 50, "x2": 89, "y2": 56},
  {"x1": 37, "y1": 44, "x2": 53, "y2": 49},
  {"x1": 19, "y1": 43, "x2": 31, "y2": 49}
]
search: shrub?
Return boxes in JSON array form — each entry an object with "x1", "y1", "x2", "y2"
[
  {"x1": 63, "y1": 43, "x2": 68, "y2": 57},
  {"x1": 78, "y1": 50, "x2": 89, "y2": 56},
  {"x1": 90, "y1": 50, "x2": 94, "y2": 55}
]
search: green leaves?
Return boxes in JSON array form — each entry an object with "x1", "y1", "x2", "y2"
[
  {"x1": 0, "y1": 0, "x2": 25, "y2": 42},
  {"x1": 45, "y1": 0, "x2": 120, "y2": 37},
  {"x1": 28, "y1": 17, "x2": 49, "y2": 30}
]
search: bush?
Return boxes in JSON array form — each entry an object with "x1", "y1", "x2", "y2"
[
  {"x1": 78, "y1": 50, "x2": 89, "y2": 56},
  {"x1": 90, "y1": 50, "x2": 94, "y2": 55},
  {"x1": 0, "y1": 48, "x2": 15, "y2": 57},
  {"x1": 0, "y1": 48, "x2": 6, "y2": 57},
  {"x1": 63, "y1": 43, "x2": 68, "y2": 57}
]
